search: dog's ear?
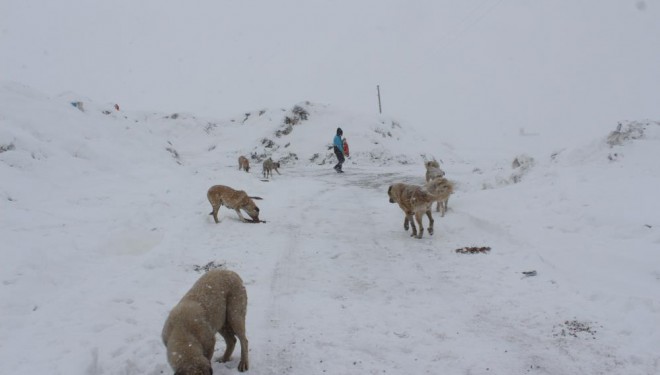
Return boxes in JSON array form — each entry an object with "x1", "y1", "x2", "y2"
[{"x1": 387, "y1": 185, "x2": 392, "y2": 194}]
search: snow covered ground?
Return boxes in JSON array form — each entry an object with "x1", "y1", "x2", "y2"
[
  {"x1": 1, "y1": 82, "x2": 659, "y2": 374},
  {"x1": 2, "y1": 1, "x2": 660, "y2": 373}
]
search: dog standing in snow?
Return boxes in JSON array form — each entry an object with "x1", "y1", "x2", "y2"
[
  {"x1": 387, "y1": 178, "x2": 453, "y2": 238},
  {"x1": 238, "y1": 156, "x2": 250, "y2": 172},
  {"x1": 424, "y1": 176, "x2": 454, "y2": 216},
  {"x1": 424, "y1": 159, "x2": 445, "y2": 182},
  {"x1": 162, "y1": 269, "x2": 249, "y2": 374},
  {"x1": 262, "y1": 158, "x2": 280, "y2": 179},
  {"x1": 424, "y1": 159, "x2": 454, "y2": 216},
  {"x1": 387, "y1": 183, "x2": 436, "y2": 239}
]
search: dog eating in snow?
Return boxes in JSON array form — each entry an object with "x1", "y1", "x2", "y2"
[
  {"x1": 162, "y1": 269, "x2": 249, "y2": 374},
  {"x1": 207, "y1": 185, "x2": 263, "y2": 223}
]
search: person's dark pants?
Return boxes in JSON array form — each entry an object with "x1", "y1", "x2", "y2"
[{"x1": 333, "y1": 147, "x2": 345, "y2": 170}]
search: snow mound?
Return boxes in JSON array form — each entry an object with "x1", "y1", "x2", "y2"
[
  {"x1": 606, "y1": 120, "x2": 658, "y2": 147},
  {"x1": 0, "y1": 83, "x2": 183, "y2": 169},
  {"x1": 221, "y1": 101, "x2": 425, "y2": 167}
]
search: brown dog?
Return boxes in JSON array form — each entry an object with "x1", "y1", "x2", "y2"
[
  {"x1": 207, "y1": 185, "x2": 263, "y2": 223},
  {"x1": 162, "y1": 269, "x2": 249, "y2": 374},
  {"x1": 387, "y1": 178, "x2": 453, "y2": 238},
  {"x1": 262, "y1": 158, "x2": 280, "y2": 179},
  {"x1": 238, "y1": 156, "x2": 250, "y2": 172},
  {"x1": 387, "y1": 183, "x2": 436, "y2": 239},
  {"x1": 425, "y1": 177, "x2": 454, "y2": 216}
]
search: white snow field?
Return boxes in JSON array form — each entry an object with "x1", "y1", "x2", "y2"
[
  {"x1": 1, "y1": 83, "x2": 659, "y2": 375},
  {"x1": 2, "y1": 1, "x2": 660, "y2": 374}
]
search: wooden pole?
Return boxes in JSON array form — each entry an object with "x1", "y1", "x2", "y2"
[{"x1": 377, "y1": 85, "x2": 382, "y2": 114}]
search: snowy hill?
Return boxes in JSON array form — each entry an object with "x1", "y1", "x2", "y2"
[
  {"x1": 1, "y1": 83, "x2": 659, "y2": 375},
  {"x1": 137, "y1": 101, "x2": 430, "y2": 168}
]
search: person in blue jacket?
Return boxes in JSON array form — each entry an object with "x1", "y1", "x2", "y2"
[{"x1": 333, "y1": 127, "x2": 345, "y2": 173}]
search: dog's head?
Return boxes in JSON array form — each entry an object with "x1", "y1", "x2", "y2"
[
  {"x1": 174, "y1": 363, "x2": 213, "y2": 375},
  {"x1": 425, "y1": 160, "x2": 440, "y2": 170},
  {"x1": 387, "y1": 185, "x2": 397, "y2": 203},
  {"x1": 273, "y1": 161, "x2": 280, "y2": 169},
  {"x1": 244, "y1": 200, "x2": 261, "y2": 222}
]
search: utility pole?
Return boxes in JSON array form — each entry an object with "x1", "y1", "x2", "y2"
[{"x1": 377, "y1": 85, "x2": 382, "y2": 114}]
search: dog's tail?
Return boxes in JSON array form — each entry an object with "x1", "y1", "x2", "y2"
[{"x1": 249, "y1": 196, "x2": 263, "y2": 200}]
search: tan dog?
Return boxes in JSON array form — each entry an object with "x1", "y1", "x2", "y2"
[
  {"x1": 162, "y1": 269, "x2": 249, "y2": 374},
  {"x1": 387, "y1": 183, "x2": 436, "y2": 239},
  {"x1": 425, "y1": 177, "x2": 454, "y2": 216},
  {"x1": 238, "y1": 156, "x2": 250, "y2": 172},
  {"x1": 424, "y1": 160, "x2": 445, "y2": 182},
  {"x1": 207, "y1": 185, "x2": 263, "y2": 223},
  {"x1": 387, "y1": 178, "x2": 453, "y2": 238},
  {"x1": 262, "y1": 158, "x2": 280, "y2": 179}
]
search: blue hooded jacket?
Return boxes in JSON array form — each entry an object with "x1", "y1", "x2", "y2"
[{"x1": 333, "y1": 134, "x2": 343, "y2": 154}]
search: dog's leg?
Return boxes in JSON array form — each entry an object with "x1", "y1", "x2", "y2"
[
  {"x1": 218, "y1": 325, "x2": 237, "y2": 363},
  {"x1": 204, "y1": 335, "x2": 216, "y2": 362},
  {"x1": 211, "y1": 205, "x2": 221, "y2": 224},
  {"x1": 442, "y1": 196, "x2": 449, "y2": 217},
  {"x1": 275, "y1": 168, "x2": 280, "y2": 175},
  {"x1": 227, "y1": 291, "x2": 249, "y2": 372},
  {"x1": 403, "y1": 216, "x2": 409, "y2": 231},
  {"x1": 234, "y1": 209, "x2": 247, "y2": 222},
  {"x1": 407, "y1": 213, "x2": 417, "y2": 237},
  {"x1": 234, "y1": 328, "x2": 249, "y2": 372},
  {"x1": 426, "y1": 209, "x2": 434, "y2": 236},
  {"x1": 414, "y1": 212, "x2": 424, "y2": 239}
]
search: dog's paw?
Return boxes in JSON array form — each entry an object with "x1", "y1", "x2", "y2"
[{"x1": 238, "y1": 360, "x2": 249, "y2": 372}]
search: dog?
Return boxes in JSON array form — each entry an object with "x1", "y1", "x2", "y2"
[
  {"x1": 424, "y1": 160, "x2": 445, "y2": 182},
  {"x1": 262, "y1": 158, "x2": 280, "y2": 179},
  {"x1": 162, "y1": 269, "x2": 249, "y2": 374},
  {"x1": 207, "y1": 185, "x2": 263, "y2": 223},
  {"x1": 424, "y1": 177, "x2": 454, "y2": 216},
  {"x1": 387, "y1": 178, "x2": 454, "y2": 238},
  {"x1": 238, "y1": 156, "x2": 250, "y2": 172},
  {"x1": 387, "y1": 183, "x2": 436, "y2": 239}
]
